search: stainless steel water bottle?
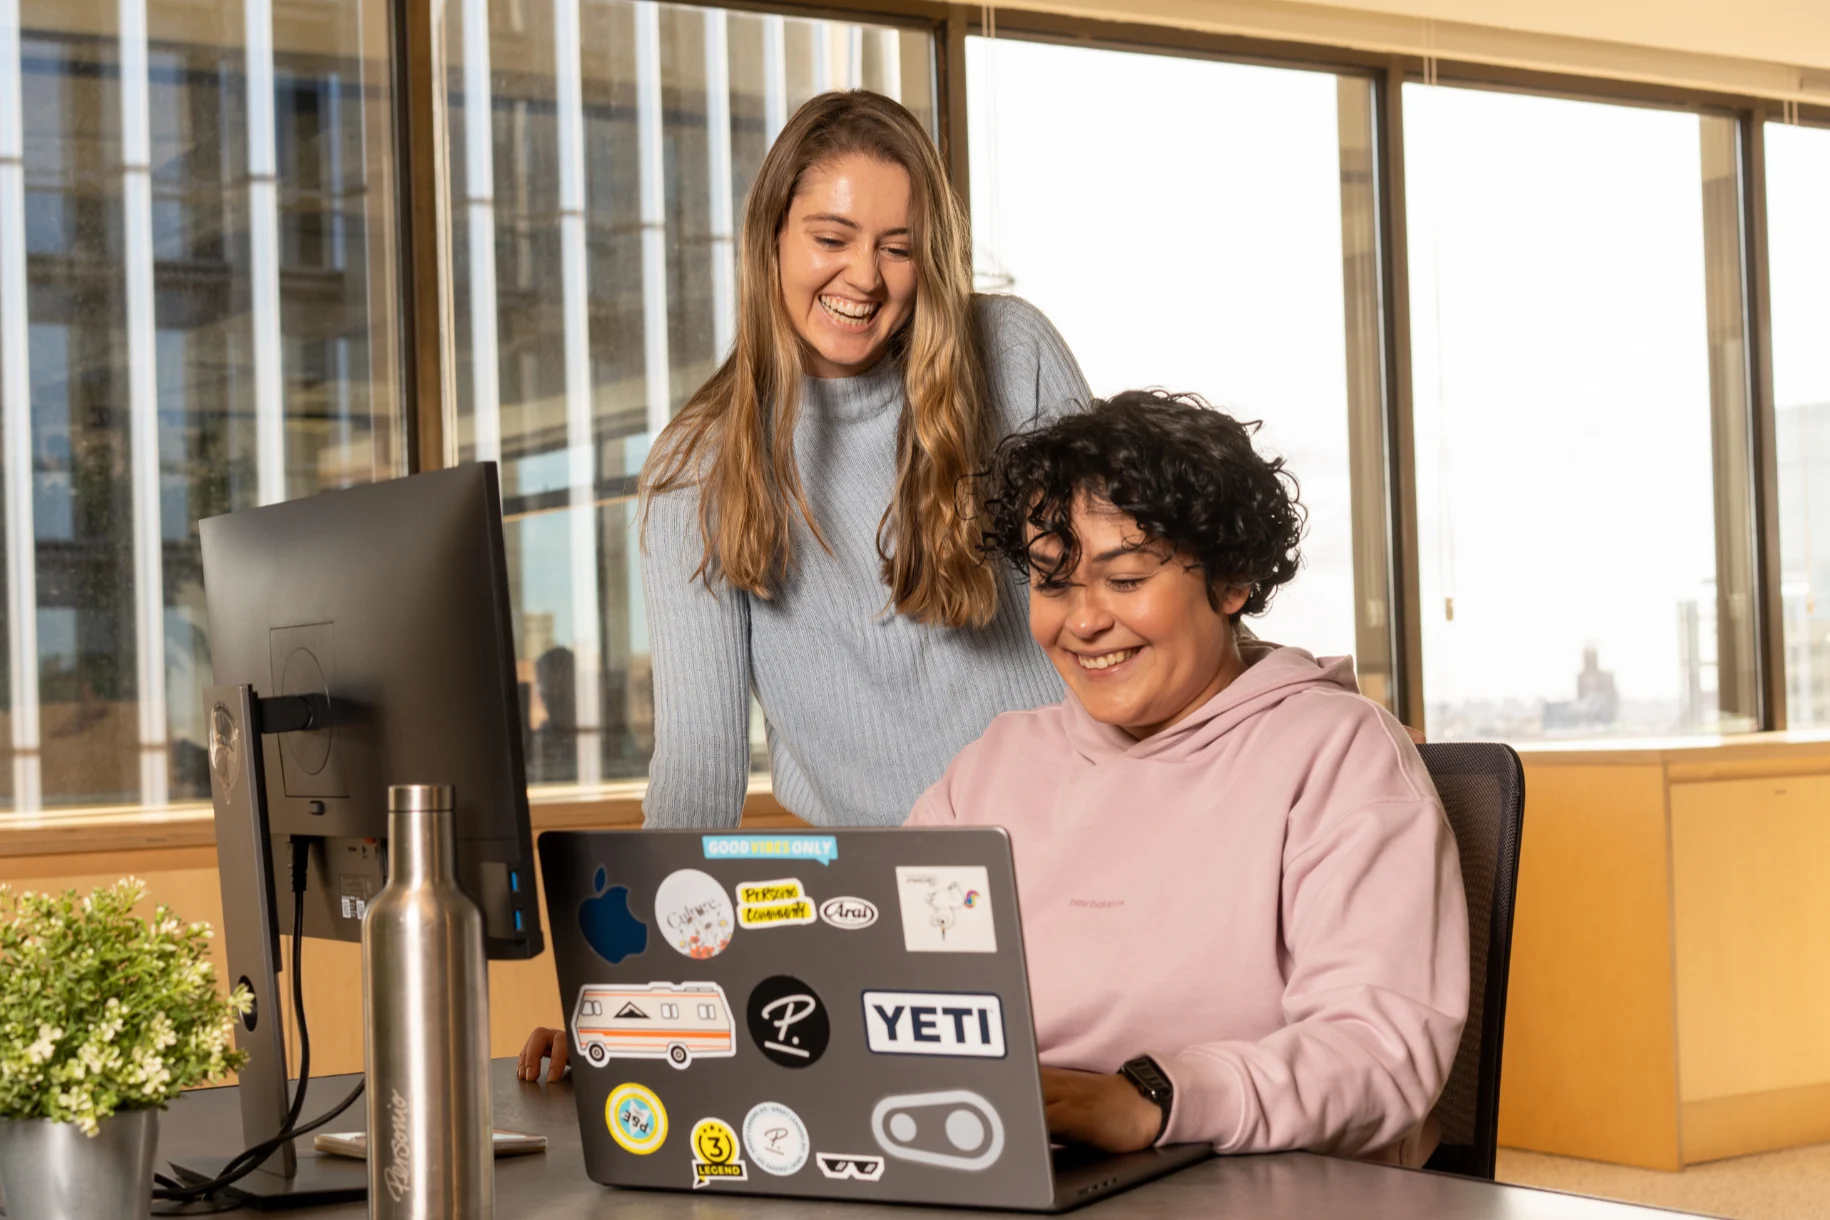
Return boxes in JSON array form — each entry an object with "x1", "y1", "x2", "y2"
[{"x1": 362, "y1": 784, "x2": 494, "y2": 1219}]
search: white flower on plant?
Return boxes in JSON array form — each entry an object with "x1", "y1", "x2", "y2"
[{"x1": 26, "y1": 1023, "x2": 63, "y2": 1064}]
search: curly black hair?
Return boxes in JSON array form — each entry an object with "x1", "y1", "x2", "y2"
[{"x1": 975, "y1": 390, "x2": 1304, "y2": 619}]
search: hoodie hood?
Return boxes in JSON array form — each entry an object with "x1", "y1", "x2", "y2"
[{"x1": 1060, "y1": 643, "x2": 1361, "y2": 764}]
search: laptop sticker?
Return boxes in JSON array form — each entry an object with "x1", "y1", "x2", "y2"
[
  {"x1": 703, "y1": 833, "x2": 839, "y2": 867},
  {"x1": 746, "y1": 974, "x2": 830, "y2": 1068},
  {"x1": 570, "y1": 982, "x2": 736, "y2": 1069},
  {"x1": 871, "y1": 1090, "x2": 1005, "y2": 1172},
  {"x1": 742, "y1": 1101, "x2": 810, "y2": 1176},
  {"x1": 894, "y1": 866, "x2": 996, "y2": 953},
  {"x1": 819, "y1": 896, "x2": 878, "y2": 929},
  {"x1": 605, "y1": 1083, "x2": 668, "y2": 1155},
  {"x1": 861, "y1": 991, "x2": 1006, "y2": 1058},
  {"x1": 654, "y1": 868, "x2": 735, "y2": 959},
  {"x1": 735, "y1": 878, "x2": 817, "y2": 929},
  {"x1": 816, "y1": 1152, "x2": 886, "y2": 1182},
  {"x1": 689, "y1": 1117, "x2": 748, "y2": 1188},
  {"x1": 578, "y1": 867, "x2": 648, "y2": 965}
]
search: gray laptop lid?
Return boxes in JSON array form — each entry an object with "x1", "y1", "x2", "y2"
[{"x1": 539, "y1": 827, "x2": 1058, "y2": 1209}]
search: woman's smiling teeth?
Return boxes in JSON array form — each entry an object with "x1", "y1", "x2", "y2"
[
  {"x1": 819, "y1": 294, "x2": 879, "y2": 327},
  {"x1": 1076, "y1": 647, "x2": 1139, "y2": 671}
]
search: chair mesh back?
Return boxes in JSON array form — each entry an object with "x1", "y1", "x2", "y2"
[{"x1": 1414, "y1": 743, "x2": 1525, "y2": 1178}]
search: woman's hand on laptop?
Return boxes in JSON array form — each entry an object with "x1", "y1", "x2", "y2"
[
  {"x1": 1041, "y1": 1066, "x2": 1161, "y2": 1154},
  {"x1": 517, "y1": 1026, "x2": 569, "y2": 1082}
]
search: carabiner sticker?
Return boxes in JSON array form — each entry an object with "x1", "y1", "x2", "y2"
[{"x1": 871, "y1": 1089, "x2": 1005, "y2": 1171}]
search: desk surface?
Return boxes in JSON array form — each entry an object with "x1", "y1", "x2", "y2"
[{"x1": 157, "y1": 1061, "x2": 1710, "y2": 1218}]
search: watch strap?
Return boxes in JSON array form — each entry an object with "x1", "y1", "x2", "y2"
[{"x1": 1119, "y1": 1055, "x2": 1173, "y2": 1146}]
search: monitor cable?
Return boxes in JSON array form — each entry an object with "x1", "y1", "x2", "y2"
[{"x1": 151, "y1": 838, "x2": 366, "y2": 1215}]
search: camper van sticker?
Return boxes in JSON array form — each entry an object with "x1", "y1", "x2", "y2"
[
  {"x1": 871, "y1": 1089, "x2": 1005, "y2": 1172},
  {"x1": 578, "y1": 866, "x2": 649, "y2": 965},
  {"x1": 572, "y1": 982, "x2": 737, "y2": 1069},
  {"x1": 861, "y1": 991, "x2": 1006, "y2": 1058},
  {"x1": 819, "y1": 896, "x2": 878, "y2": 929},
  {"x1": 703, "y1": 833, "x2": 838, "y2": 866},
  {"x1": 654, "y1": 868, "x2": 736, "y2": 959},
  {"x1": 742, "y1": 1101, "x2": 810, "y2": 1176},
  {"x1": 735, "y1": 878, "x2": 817, "y2": 929},
  {"x1": 605, "y1": 1082, "x2": 669, "y2": 1155},
  {"x1": 689, "y1": 1117, "x2": 748, "y2": 1188},
  {"x1": 816, "y1": 1152, "x2": 887, "y2": 1181},
  {"x1": 893, "y1": 866, "x2": 996, "y2": 953},
  {"x1": 745, "y1": 974, "x2": 831, "y2": 1068}
]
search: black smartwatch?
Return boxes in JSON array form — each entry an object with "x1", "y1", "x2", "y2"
[{"x1": 1118, "y1": 1055, "x2": 1174, "y2": 1146}]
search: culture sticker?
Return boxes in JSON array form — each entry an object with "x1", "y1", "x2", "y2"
[
  {"x1": 690, "y1": 1117, "x2": 748, "y2": 1188},
  {"x1": 654, "y1": 868, "x2": 736, "y2": 959},
  {"x1": 605, "y1": 1082, "x2": 668, "y2": 1155},
  {"x1": 735, "y1": 878, "x2": 816, "y2": 929},
  {"x1": 893, "y1": 866, "x2": 996, "y2": 953}
]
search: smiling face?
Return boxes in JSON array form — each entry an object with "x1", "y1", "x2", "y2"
[
  {"x1": 776, "y1": 153, "x2": 919, "y2": 379},
  {"x1": 1028, "y1": 495, "x2": 1250, "y2": 739}
]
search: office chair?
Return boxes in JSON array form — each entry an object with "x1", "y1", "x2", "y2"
[{"x1": 1416, "y1": 741, "x2": 1527, "y2": 1181}]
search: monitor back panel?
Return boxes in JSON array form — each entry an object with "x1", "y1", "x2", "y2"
[{"x1": 539, "y1": 828, "x2": 1056, "y2": 1209}]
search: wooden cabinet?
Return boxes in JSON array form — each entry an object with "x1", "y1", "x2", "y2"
[{"x1": 1499, "y1": 737, "x2": 1830, "y2": 1168}]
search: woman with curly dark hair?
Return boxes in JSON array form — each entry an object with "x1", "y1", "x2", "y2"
[{"x1": 907, "y1": 390, "x2": 1469, "y2": 1167}]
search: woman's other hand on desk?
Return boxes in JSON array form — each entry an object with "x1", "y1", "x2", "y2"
[
  {"x1": 1042, "y1": 1067, "x2": 1162, "y2": 1154},
  {"x1": 518, "y1": 1026, "x2": 569, "y2": 1082}
]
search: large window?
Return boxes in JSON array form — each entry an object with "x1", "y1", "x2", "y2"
[
  {"x1": 0, "y1": 0, "x2": 401, "y2": 811},
  {"x1": 444, "y1": 1, "x2": 934, "y2": 786},
  {"x1": 965, "y1": 37, "x2": 1397, "y2": 707},
  {"x1": 1768, "y1": 121, "x2": 1830, "y2": 729},
  {"x1": 1406, "y1": 85, "x2": 1758, "y2": 742}
]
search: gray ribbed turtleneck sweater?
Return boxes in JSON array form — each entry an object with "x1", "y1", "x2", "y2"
[{"x1": 642, "y1": 295, "x2": 1090, "y2": 828}]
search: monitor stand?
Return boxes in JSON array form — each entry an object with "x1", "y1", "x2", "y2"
[{"x1": 166, "y1": 684, "x2": 369, "y2": 1209}]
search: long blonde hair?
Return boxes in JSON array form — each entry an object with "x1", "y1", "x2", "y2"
[{"x1": 642, "y1": 91, "x2": 996, "y2": 629}]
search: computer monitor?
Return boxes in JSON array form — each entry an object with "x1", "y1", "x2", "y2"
[
  {"x1": 201, "y1": 461, "x2": 542, "y2": 959},
  {"x1": 179, "y1": 462, "x2": 545, "y2": 1205}
]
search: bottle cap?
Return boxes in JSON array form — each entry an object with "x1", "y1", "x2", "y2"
[{"x1": 388, "y1": 783, "x2": 456, "y2": 813}]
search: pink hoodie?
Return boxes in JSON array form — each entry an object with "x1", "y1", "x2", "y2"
[{"x1": 906, "y1": 646, "x2": 1468, "y2": 1163}]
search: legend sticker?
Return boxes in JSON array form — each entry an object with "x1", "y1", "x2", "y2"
[{"x1": 690, "y1": 1117, "x2": 748, "y2": 1188}]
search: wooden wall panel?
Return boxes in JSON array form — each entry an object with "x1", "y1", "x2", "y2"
[
  {"x1": 1670, "y1": 776, "x2": 1830, "y2": 1103},
  {"x1": 1497, "y1": 762, "x2": 1681, "y2": 1170}
]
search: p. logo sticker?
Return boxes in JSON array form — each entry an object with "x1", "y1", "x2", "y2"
[
  {"x1": 690, "y1": 1117, "x2": 747, "y2": 1188},
  {"x1": 606, "y1": 1083, "x2": 668, "y2": 1155},
  {"x1": 746, "y1": 975, "x2": 829, "y2": 1068},
  {"x1": 742, "y1": 1101, "x2": 810, "y2": 1176}
]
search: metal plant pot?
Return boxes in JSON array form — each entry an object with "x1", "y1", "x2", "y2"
[{"x1": 0, "y1": 1107, "x2": 157, "y2": 1220}]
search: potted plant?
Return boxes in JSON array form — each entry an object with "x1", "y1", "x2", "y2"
[{"x1": 0, "y1": 878, "x2": 250, "y2": 1220}]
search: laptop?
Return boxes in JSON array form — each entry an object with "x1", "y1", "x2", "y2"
[{"x1": 537, "y1": 827, "x2": 1212, "y2": 1211}]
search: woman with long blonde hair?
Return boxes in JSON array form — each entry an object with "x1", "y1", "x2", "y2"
[{"x1": 635, "y1": 90, "x2": 1085, "y2": 830}]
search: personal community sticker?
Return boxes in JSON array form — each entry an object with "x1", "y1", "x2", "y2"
[
  {"x1": 894, "y1": 866, "x2": 996, "y2": 953},
  {"x1": 735, "y1": 878, "x2": 817, "y2": 929},
  {"x1": 690, "y1": 1117, "x2": 748, "y2": 1188},
  {"x1": 654, "y1": 868, "x2": 736, "y2": 959},
  {"x1": 743, "y1": 1101, "x2": 811, "y2": 1176},
  {"x1": 703, "y1": 833, "x2": 839, "y2": 867},
  {"x1": 605, "y1": 1082, "x2": 668, "y2": 1155}
]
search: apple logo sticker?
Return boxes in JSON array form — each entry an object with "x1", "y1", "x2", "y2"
[{"x1": 579, "y1": 866, "x2": 649, "y2": 965}]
